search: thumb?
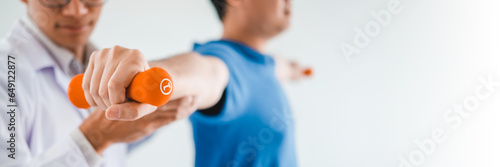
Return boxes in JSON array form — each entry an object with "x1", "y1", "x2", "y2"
[{"x1": 105, "y1": 102, "x2": 158, "y2": 121}]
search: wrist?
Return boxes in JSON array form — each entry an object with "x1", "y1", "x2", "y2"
[{"x1": 79, "y1": 126, "x2": 112, "y2": 155}]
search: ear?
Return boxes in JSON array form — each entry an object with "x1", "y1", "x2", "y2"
[{"x1": 226, "y1": 0, "x2": 244, "y2": 7}]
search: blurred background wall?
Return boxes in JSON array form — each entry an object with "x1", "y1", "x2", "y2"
[{"x1": 1, "y1": 0, "x2": 500, "y2": 166}]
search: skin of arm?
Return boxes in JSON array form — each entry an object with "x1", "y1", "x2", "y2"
[{"x1": 149, "y1": 52, "x2": 230, "y2": 110}]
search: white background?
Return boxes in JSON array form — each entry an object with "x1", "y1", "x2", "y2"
[{"x1": 1, "y1": 0, "x2": 500, "y2": 166}]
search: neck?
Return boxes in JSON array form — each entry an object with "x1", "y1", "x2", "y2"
[{"x1": 222, "y1": 26, "x2": 269, "y2": 53}]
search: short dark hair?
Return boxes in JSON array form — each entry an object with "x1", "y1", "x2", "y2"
[{"x1": 211, "y1": 0, "x2": 227, "y2": 21}]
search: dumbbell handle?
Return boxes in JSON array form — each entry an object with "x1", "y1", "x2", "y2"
[{"x1": 67, "y1": 67, "x2": 174, "y2": 109}]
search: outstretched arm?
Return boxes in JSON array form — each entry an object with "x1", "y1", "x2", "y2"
[
  {"x1": 149, "y1": 51, "x2": 229, "y2": 109},
  {"x1": 273, "y1": 55, "x2": 313, "y2": 83}
]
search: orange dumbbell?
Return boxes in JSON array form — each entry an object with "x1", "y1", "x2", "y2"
[{"x1": 67, "y1": 67, "x2": 174, "y2": 109}]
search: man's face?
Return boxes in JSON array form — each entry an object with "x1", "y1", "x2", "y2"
[
  {"x1": 23, "y1": 0, "x2": 102, "y2": 49},
  {"x1": 240, "y1": 0, "x2": 291, "y2": 37}
]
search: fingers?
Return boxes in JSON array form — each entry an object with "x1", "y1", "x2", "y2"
[
  {"x1": 178, "y1": 96, "x2": 198, "y2": 118},
  {"x1": 147, "y1": 100, "x2": 198, "y2": 129},
  {"x1": 82, "y1": 46, "x2": 149, "y2": 112},
  {"x1": 151, "y1": 116, "x2": 175, "y2": 128},
  {"x1": 158, "y1": 96, "x2": 194, "y2": 111},
  {"x1": 107, "y1": 57, "x2": 144, "y2": 105},
  {"x1": 155, "y1": 96, "x2": 197, "y2": 120},
  {"x1": 83, "y1": 51, "x2": 97, "y2": 107},
  {"x1": 90, "y1": 52, "x2": 108, "y2": 111},
  {"x1": 105, "y1": 102, "x2": 158, "y2": 121},
  {"x1": 98, "y1": 58, "x2": 119, "y2": 107},
  {"x1": 148, "y1": 104, "x2": 193, "y2": 128}
]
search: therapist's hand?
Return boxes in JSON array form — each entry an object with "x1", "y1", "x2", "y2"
[
  {"x1": 79, "y1": 96, "x2": 197, "y2": 154},
  {"x1": 82, "y1": 45, "x2": 154, "y2": 120}
]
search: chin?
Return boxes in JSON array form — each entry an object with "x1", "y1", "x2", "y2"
[{"x1": 275, "y1": 21, "x2": 290, "y2": 35}]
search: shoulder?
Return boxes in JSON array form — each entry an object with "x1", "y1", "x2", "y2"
[
  {"x1": 193, "y1": 41, "x2": 239, "y2": 59},
  {"x1": 0, "y1": 20, "x2": 50, "y2": 74},
  {"x1": 0, "y1": 29, "x2": 44, "y2": 82}
]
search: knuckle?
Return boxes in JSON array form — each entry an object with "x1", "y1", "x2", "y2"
[
  {"x1": 82, "y1": 82, "x2": 89, "y2": 91},
  {"x1": 90, "y1": 87, "x2": 99, "y2": 97},
  {"x1": 110, "y1": 48, "x2": 117, "y2": 54},
  {"x1": 131, "y1": 49, "x2": 140, "y2": 54},
  {"x1": 130, "y1": 50, "x2": 145, "y2": 59},
  {"x1": 90, "y1": 51, "x2": 98, "y2": 59},
  {"x1": 85, "y1": 97, "x2": 95, "y2": 106},
  {"x1": 129, "y1": 53, "x2": 140, "y2": 61},
  {"x1": 109, "y1": 46, "x2": 119, "y2": 56},
  {"x1": 112, "y1": 45, "x2": 121, "y2": 50},
  {"x1": 98, "y1": 87, "x2": 107, "y2": 98},
  {"x1": 108, "y1": 51, "x2": 116, "y2": 59},
  {"x1": 130, "y1": 111, "x2": 140, "y2": 120},
  {"x1": 96, "y1": 50, "x2": 105, "y2": 58},
  {"x1": 107, "y1": 79, "x2": 121, "y2": 91}
]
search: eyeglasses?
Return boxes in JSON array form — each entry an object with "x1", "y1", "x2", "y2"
[{"x1": 39, "y1": 0, "x2": 107, "y2": 8}]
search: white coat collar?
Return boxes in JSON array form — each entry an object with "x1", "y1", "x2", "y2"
[{"x1": 19, "y1": 15, "x2": 95, "y2": 76}]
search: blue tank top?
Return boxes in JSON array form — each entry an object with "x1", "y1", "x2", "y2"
[{"x1": 189, "y1": 39, "x2": 297, "y2": 167}]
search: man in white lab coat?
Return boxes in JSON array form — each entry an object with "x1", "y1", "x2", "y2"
[{"x1": 0, "y1": 0, "x2": 196, "y2": 166}]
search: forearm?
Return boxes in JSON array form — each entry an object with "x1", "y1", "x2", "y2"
[
  {"x1": 149, "y1": 52, "x2": 207, "y2": 100},
  {"x1": 149, "y1": 52, "x2": 228, "y2": 109},
  {"x1": 79, "y1": 126, "x2": 112, "y2": 155}
]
